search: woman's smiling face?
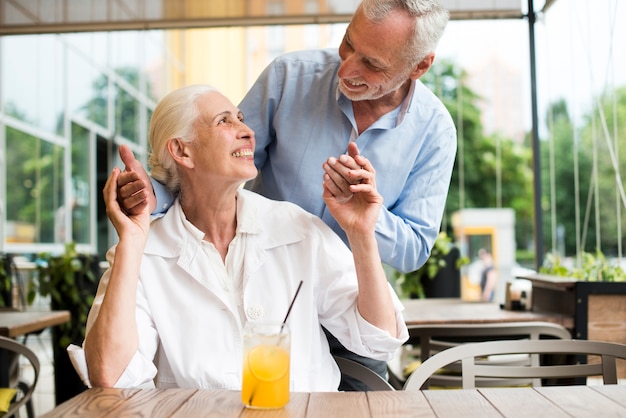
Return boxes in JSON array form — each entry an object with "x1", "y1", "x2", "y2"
[{"x1": 188, "y1": 91, "x2": 258, "y2": 184}]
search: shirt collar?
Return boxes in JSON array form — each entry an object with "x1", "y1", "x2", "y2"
[
  {"x1": 335, "y1": 79, "x2": 417, "y2": 129},
  {"x1": 179, "y1": 189, "x2": 262, "y2": 243}
]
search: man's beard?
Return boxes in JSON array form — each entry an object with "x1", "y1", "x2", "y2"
[{"x1": 338, "y1": 73, "x2": 411, "y2": 102}]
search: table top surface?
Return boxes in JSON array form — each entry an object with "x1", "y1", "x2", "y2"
[
  {"x1": 0, "y1": 310, "x2": 71, "y2": 337},
  {"x1": 41, "y1": 385, "x2": 626, "y2": 418},
  {"x1": 401, "y1": 298, "x2": 574, "y2": 329}
]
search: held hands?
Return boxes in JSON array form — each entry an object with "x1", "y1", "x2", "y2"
[
  {"x1": 322, "y1": 142, "x2": 383, "y2": 235},
  {"x1": 104, "y1": 166, "x2": 151, "y2": 242},
  {"x1": 117, "y1": 145, "x2": 156, "y2": 215}
]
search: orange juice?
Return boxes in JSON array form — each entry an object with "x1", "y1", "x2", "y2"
[{"x1": 242, "y1": 322, "x2": 290, "y2": 409}]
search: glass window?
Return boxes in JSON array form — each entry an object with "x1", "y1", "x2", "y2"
[
  {"x1": 142, "y1": 31, "x2": 167, "y2": 101},
  {"x1": 5, "y1": 127, "x2": 64, "y2": 244},
  {"x1": 115, "y1": 84, "x2": 140, "y2": 142},
  {"x1": 267, "y1": 26, "x2": 285, "y2": 61},
  {"x1": 1, "y1": 35, "x2": 64, "y2": 135},
  {"x1": 112, "y1": 32, "x2": 141, "y2": 89},
  {"x1": 65, "y1": 32, "x2": 109, "y2": 69},
  {"x1": 67, "y1": 42, "x2": 109, "y2": 130},
  {"x1": 70, "y1": 123, "x2": 92, "y2": 245}
]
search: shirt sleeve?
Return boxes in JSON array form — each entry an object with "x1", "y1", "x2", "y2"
[
  {"x1": 66, "y1": 344, "x2": 157, "y2": 388},
  {"x1": 75, "y1": 246, "x2": 161, "y2": 388},
  {"x1": 352, "y1": 284, "x2": 409, "y2": 360},
  {"x1": 311, "y1": 217, "x2": 409, "y2": 361},
  {"x1": 374, "y1": 124, "x2": 457, "y2": 273}
]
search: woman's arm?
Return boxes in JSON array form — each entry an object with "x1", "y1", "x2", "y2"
[
  {"x1": 322, "y1": 142, "x2": 397, "y2": 336},
  {"x1": 84, "y1": 166, "x2": 151, "y2": 386}
]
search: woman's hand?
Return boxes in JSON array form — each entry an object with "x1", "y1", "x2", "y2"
[
  {"x1": 104, "y1": 167, "x2": 151, "y2": 242},
  {"x1": 322, "y1": 143, "x2": 396, "y2": 336}
]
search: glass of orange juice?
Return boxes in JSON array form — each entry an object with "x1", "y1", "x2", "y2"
[{"x1": 242, "y1": 321, "x2": 291, "y2": 409}]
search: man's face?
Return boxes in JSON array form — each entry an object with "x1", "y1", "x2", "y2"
[{"x1": 337, "y1": 7, "x2": 416, "y2": 101}]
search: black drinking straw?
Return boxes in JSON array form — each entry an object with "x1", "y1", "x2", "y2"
[{"x1": 281, "y1": 280, "x2": 303, "y2": 333}]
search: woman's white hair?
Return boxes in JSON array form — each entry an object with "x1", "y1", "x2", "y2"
[
  {"x1": 360, "y1": 0, "x2": 449, "y2": 66},
  {"x1": 148, "y1": 84, "x2": 217, "y2": 196}
]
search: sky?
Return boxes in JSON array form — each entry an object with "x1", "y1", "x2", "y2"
[{"x1": 435, "y1": 0, "x2": 625, "y2": 133}]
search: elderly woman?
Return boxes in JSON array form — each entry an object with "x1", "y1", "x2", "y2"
[{"x1": 69, "y1": 85, "x2": 408, "y2": 391}]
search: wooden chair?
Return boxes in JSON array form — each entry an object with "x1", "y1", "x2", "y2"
[
  {"x1": 333, "y1": 355, "x2": 395, "y2": 391},
  {"x1": 389, "y1": 322, "x2": 572, "y2": 389},
  {"x1": 0, "y1": 335, "x2": 40, "y2": 418},
  {"x1": 403, "y1": 339, "x2": 626, "y2": 390}
]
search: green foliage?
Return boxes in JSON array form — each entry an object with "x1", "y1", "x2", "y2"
[
  {"x1": 29, "y1": 243, "x2": 98, "y2": 349},
  {"x1": 540, "y1": 250, "x2": 626, "y2": 282},
  {"x1": 0, "y1": 255, "x2": 11, "y2": 307},
  {"x1": 395, "y1": 232, "x2": 469, "y2": 298},
  {"x1": 83, "y1": 66, "x2": 153, "y2": 141},
  {"x1": 515, "y1": 249, "x2": 536, "y2": 269},
  {"x1": 541, "y1": 88, "x2": 626, "y2": 256},
  {"x1": 6, "y1": 126, "x2": 65, "y2": 242},
  {"x1": 424, "y1": 59, "x2": 535, "y2": 250}
]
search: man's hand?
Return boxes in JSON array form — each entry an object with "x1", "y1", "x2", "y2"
[{"x1": 117, "y1": 145, "x2": 155, "y2": 215}]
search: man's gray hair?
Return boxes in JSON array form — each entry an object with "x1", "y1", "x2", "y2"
[{"x1": 360, "y1": 0, "x2": 449, "y2": 65}]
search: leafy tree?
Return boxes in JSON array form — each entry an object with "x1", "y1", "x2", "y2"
[
  {"x1": 540, "y1": 99, "x2": 592, "y2": 256},
  {"x1": 579, "y1": 87, "x2": 626, "y2": 255},
  {"x1": 541, "y1": 87, "x2": 626, "y2": 258},
  {"x1": 5, "y1": 105, "x2": 64, "y2": 243},
  {"x1": 81, "y1": 66, "x2": 147, "y2": 142},
  {"x1": 422, "y1": 60, "x2": 534, "y2": 250}
]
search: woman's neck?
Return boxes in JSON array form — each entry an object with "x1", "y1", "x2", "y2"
[{"x1": 180, "y1": 190, "x2": 238, "y2": 261}]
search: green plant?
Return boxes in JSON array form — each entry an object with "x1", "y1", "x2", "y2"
[
  {"x1": 28, "y1": 242, "x2": 99, "y2": 348},
  {"x1": 0, "y1": 254, "x2": 11, "y2": 307},
  {"x1": 540, "y1": 250, "x2": 626, "y2": 282},
  {"x1": 395, "y1": 232, "x2": 469, "y2": 298}
]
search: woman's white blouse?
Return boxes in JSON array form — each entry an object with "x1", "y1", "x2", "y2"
[{"x1": 69, "y1": 189, "x2": 408, "y2": 391}]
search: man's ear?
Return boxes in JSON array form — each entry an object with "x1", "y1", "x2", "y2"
[
  {"x1": 409, "y1": 53, "x2": 435, "y2": 80},
  {"x1": 167, "y1": 138, "x2": 194, "y2": 168}
]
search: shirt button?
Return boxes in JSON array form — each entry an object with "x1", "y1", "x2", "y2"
[
  {"x1": 247, "y1": 304, "x2": 264, "y2": 320},
  {"x1": 162, "y1": 203, "x2": 169, "y2": 209}
]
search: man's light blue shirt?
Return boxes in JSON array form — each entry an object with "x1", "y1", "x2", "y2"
[
  {"x1": 154, "y1": 48, "x2": 456, "y2": 273},
  {"x1": 240, "y1": 49, "x2": 456, "y2": 273}
]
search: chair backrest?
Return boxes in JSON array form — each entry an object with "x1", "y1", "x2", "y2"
[
  {"x1": 408, "y1": 322, "x2": 572, "y2": 362},
  {"x1": 0, "y1": 335, "x2": 40, "y2": 418},
  {"x1": 403, "y1": 339, "x2": 626, "y2": 390},
  {"x1": 333, "y1": 355, "x2": 395, "y2": 391},
  {"x1": 389, "y1": 322, "x2": 572, "y2": 389}
]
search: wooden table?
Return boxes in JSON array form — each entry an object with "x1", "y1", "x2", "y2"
[
  {"x1": 40, "y1": 385, "x2": 626, "y2": 417},
  {"x1": 0, "y1": 309, "x2": 71, "y2": 387},
  {"x1": 402, "y1": 298, "x2": 574, "y2": 329},
  {"x1": 0, "y1": 310, "x2": 71, "y2": 337}
]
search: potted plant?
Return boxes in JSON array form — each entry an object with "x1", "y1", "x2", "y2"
[
  {"x1": 28, "y1": 242, "x2": 101, "y2": 404},
  {"x1": 540, "y1": 250, "x2": 626, "y2": 282},
  {"x1": 0, "y1": 254, "x2": 12, "y2": 308},
  {"x1": 519, "y1": 250, "x2": 626, "y2": 379},
  {"x1": 395, "y1": 232, "x2": 468, "y2": 299}
]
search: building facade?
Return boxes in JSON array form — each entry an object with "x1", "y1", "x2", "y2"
[{"x1": 1, "y1": 7, "x2": 341, "y2": 260}]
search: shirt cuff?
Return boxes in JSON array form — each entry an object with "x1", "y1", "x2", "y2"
[{"x1": 66, "y1": 344, "x2": 158, "y2": 389}]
